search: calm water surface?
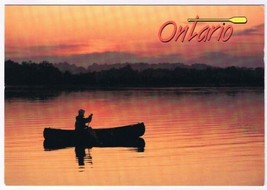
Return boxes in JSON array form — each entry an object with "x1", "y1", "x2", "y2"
[{"x1": 5, "y1": 87, "x2": 264, "y2": 185}]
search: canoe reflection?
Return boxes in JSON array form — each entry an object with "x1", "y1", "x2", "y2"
[
  {"x1": 43, "y1": 138, "x2": 145, "y2": 168},
  {"x1": 43, "y1": 137, "x2": 145, "y2": 151}
]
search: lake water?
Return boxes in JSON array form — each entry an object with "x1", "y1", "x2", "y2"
[{"x1": 4, "y1": 87, "x2": 264, "y2": 185}]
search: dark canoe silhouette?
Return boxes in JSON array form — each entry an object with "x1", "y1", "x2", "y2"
[{"x1": 43, "y1": 122, "x2": 145, "y2": 150}]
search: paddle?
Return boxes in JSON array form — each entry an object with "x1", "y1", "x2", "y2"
[{"x1": 187, "y1": 16, "x2": 247, "y2": 24}]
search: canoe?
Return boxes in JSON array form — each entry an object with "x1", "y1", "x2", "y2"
[{"x1": 43, "y1": 122, "x2": 145, "y2": 150}]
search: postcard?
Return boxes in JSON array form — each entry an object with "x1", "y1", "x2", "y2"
[{"x1": 3, "y1": 3, "x2": 265, "y2": 187}]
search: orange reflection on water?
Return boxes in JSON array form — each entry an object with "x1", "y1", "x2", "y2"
[{"x1": 5, "y1": 88, "x2": 264, "y2": 185}]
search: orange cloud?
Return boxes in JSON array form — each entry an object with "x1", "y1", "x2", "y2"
[{"x1": 5, "y1": 5, "x2": 264, "y2": 67}]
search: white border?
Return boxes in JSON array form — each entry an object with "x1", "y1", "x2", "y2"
[
  {"x1": 2, "y1": 0, "x2": 267, "y2": 4},
  {"x1": 0, "y1": 1, "x2": 266, "y2": 190}
]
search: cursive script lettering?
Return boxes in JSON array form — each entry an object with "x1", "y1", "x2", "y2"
[{"x1": 158, "y1": 16, "x2": 233, "y2": 43}]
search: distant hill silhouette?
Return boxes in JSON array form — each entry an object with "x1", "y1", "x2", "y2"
[
  {"x1": 53, "y1": 62, "x2": 215, "y2": 74},
  {"x1": 5, "y1": 60, "x2": 264, "y2": 87},
  {"x1": 54, "y1": 62, "x2": 87, "y2": 74}
]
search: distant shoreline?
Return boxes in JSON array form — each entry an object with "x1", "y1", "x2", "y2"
[{"x1": 5, "y1": 60, "x2": 264, "y2": 88}]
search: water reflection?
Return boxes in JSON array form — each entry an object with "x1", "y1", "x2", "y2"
[
  {"x1": 75, "y1": 146, "x2": 93, "y2": 168},
  {"x1": 5, "y1": 88, "x2": 264, "y2": 185},
  {"x1": 5, "y1": 87, "x2": 63, "y2": 100},
  {"x1": 5, "y1": 86, "x2": 263, "y2": 101},
  {"x1": 43, "y1": 138, "x2": 145, "y2": 151},
  {"x1": 44, "y1": 138, "x2": 145, "y2": 169}
]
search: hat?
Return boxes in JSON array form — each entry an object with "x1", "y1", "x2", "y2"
[{"x1": 78, "y1": 109, "x2": 85, "y2": 115}]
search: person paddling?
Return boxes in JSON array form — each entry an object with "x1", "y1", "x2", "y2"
[
  {"x1": 75, "y1": 109, "x2": 98, "y2": 142},
  {"x1": 75, "y1": 109, "x2": 93, "y2": 131}
]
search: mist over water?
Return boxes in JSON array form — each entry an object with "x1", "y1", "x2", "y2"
[{"x1": 5, "y1": 87, "x2": 264, "y2": 185}]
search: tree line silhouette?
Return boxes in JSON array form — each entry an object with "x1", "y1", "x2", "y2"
[{"x1": 5, "y1": 60, "x2": 264, "y2": 87}]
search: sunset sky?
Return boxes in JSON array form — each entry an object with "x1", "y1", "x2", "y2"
[{"x1": 5, "y1": 5, "x2": 264, "y2": 67}]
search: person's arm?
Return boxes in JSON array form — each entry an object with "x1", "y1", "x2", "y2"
[{"x1": 84, "y1": 114, "x2": 93, "y2": 123}]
